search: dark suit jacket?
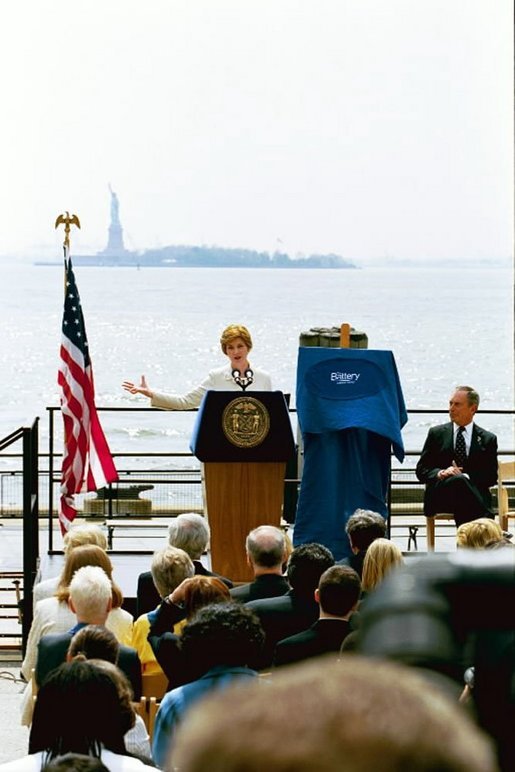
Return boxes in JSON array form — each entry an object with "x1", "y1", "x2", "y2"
[
  {"x1": 230, "y1": 573, "x2": 289, "y2": 604},
  {"x1": 147, "y1": 599, "x2": 190, "y2": 690},
  {"x1": 137, "y1": 560, "x2": 233, "y2": 617},
  {"x1": 416, "y1": 422, "x2": 497, "y2": 516},
  {"x1": 36, "y1": 631, "x2": 142, "y2": 699},
  {"x1": 247, "y1": 591, "x2": 320, "y2": 668},
  {"x1": 273, "y1": 618, "x2": 352, "y2": 667}
]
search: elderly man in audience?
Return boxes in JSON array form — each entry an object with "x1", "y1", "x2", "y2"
[
  {"x1": 132, "y1": 546, "x2": 194, "y2": 678},
  {"x1": 247, "y1": 542, "x2": 334, "y2": 668},
  {"x1": 337, "y1": 508, "x2": 387, "y2": 577},
  {"x1": 230, "y1": 525, "x2": 289, "y2": 603},
  {"x1": 136, "y1": 512, "x2": 232, "y2": 616},
  {"x1": 35, "y1": 565, "x2": 141, "y2": 698},
  {"x1": 273, "y1": 565, "x2": 360, "y2": 667},
  {"x1": 152, "y1": 602, "x2": 264, "y2": 768}
]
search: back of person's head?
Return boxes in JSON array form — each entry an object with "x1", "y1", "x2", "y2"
[
  {"x1": 56, "y1": 545, "x2": 123, "y2": 608},
  {"x1": 63, "y1": 524, "x2": 108, "y2": 556},
  {"x1": 457, "y1": 518, "x2": 503, "y2": 549},
  {"x1": 42, "y1": 754, "x2": 109, "y2": 771},
  {"x1": 68, "y1": 625, "x2": 119, "y2": 665},
  {"x1": 168, "y1": 513, "x2": 210, "y2": 560},
  {"x1": 68, "y1": 566, "x2": 112, "y2": 622},
  {"x1": 151, "y1": 545, "x2": 195, "y2": 598},
  {"x1": 180, "y1": 602, "x2": 264, "y2": 674},
  {"x1": 361, "y1": 538, "x2": 403, "y2": 593},
  {"x1": 317, "y1": 565, "x2": 361, "y2": 617},
  {"x1": 170, "y1": 656, "x2": 497, "y2": 772},
  {"x1": 182, "y1": 576, "x2": 231, "y2": 619},
  {"x1": 87, "y1": 659, "x2": 135, "y2": 715},
  {"x1": 287, "y1": 543, "x2": 334, "y2": 596},
  {"x1": 346, "y1": 510, "x2": 387, "y2": 552},
  {"x1": 29, "y1": 660, "x2": 132, "y2": 759},
  {"x1": 246, "y1": 525, "x2": 285, "y2": 569}
]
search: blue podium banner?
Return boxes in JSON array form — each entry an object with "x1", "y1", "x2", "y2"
[{"x1": 294, "y1": 348, "x2": 407, "y2": 560}]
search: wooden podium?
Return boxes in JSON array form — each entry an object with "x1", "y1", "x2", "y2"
[{"x1": 191, "y1": 391, "x2": 295, "y2": 582}]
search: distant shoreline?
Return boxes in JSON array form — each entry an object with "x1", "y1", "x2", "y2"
[{"x1": 34, "y1": 244, "x2": 357, "y2": 269}]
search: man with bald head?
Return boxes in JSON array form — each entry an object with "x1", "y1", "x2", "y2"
[
  {"x1": 416, "y1": 386, "x2": 498, "y2": 527},
  {"x1": 230, "y1": 525, "x2": 289, "y2": 603}
]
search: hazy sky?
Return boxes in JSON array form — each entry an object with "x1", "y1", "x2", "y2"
[{"x1": 0, "y1": 0, "x2": 512, "y2": 260}]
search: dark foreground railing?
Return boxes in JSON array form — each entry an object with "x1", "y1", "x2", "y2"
[{"x1": 0, "y1": 418, "x2": 39, "y2": 653}]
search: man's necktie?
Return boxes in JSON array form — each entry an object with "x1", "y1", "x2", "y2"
[{"x1": 454, "y1": 426, "x2": 467, "y2": 469}]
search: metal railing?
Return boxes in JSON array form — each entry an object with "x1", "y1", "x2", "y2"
[
  {"x1": 0, "y1": 406, "x2": 513, "y2": 650},
  {"x1": 0, "y1": 418, "x2": 39, "y2": 652}
]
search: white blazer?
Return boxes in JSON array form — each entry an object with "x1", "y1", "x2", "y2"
[{"x1": 151, "y1": 364, "x2": 272, "y2": 410}]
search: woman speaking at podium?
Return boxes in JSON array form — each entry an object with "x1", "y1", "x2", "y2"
[{"x1": 123, "y1": 324, "x2": 272, "y2": 408}]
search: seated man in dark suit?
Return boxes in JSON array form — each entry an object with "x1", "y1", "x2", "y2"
[
  {"x1": 36, "y1": 565, "x2": 142, "y2": 699},
  {"x1": 273, "y1": 564, "x2": 360, "y2": 667},
  {"x1": 247, "y1": 542, "x2": 334, "y2": 668},
  {"x1": 416, "y1": 386, "x2": 498, "y2": 527},
  {"x1": 338, "y1": 509, "x2": 386, "y2": 577},
  {"x1": 230, "y1": 525, "x2": 289, "y2": 603},
  {"x1": 137, "y1": 512, "x2": 232, "y2": 616}
]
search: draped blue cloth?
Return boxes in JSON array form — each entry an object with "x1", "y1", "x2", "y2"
[{"x1": 294, "y1": 348, "x2": 407, "y2": 560}]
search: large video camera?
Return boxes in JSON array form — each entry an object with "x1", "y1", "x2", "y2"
[{"x1": 358, "y1": 550, "x2": 515, "y2": 771}]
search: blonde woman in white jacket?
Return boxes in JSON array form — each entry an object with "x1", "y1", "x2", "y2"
[{"x1": 123, "y1": 323, "x2": 272, "y2": 408}]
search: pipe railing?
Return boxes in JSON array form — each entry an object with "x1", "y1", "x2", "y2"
[{"x1": 0, "y1": 418, "x2": 39, "y2": 653}]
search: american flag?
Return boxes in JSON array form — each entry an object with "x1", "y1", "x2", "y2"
[{"x1": 58, "y1": 249, "x2": 118, "y2": 533}]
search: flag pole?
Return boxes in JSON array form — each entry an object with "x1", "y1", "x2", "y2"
[
  {"x1": 55, "y1": 211, "x2": 81, "y2": 275},
  {"x1": 54, "y1": 211, "x2": 118, "y2": 535}
]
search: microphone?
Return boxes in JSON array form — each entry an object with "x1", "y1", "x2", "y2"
[{"x1": 232, "y1": 368, "x2": 254, "y2": 391}]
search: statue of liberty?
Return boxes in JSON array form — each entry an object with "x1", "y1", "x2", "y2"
[{"x1": 103, "y1": 184, "x2": 126, "y2": 255}]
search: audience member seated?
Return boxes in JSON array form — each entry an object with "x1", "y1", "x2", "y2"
[
  {"x1": 456, "y1": 518, "x2": 504, "y2": 549},
  {"x1": 136, "y1": 513, "x2": 232, "y2": 616},
  {"x1": 169, "y1": 656, "x2": 497, "y2": 772},
  {"x1": 132, "y1": 547, "x2": 194, "y2": 678},
  {"x1": 66, "y1": 627, "x2": 151, "y2": 760},
  {"x1": 34, "y1": 524, "x2": 108, "y2": 604},
  {"x1": 147, "y1": 575, "x2": 232, "y2": 689},
  {"x1": 34, "y1": 566, "x2": 141, "y2": 703},
  {"x1": 273, "y1": 565, "x2": 360, "y2": 667},
  {"x1": 230, "y1": 525, "x2": 289, "y2": 603},
  {"x1": 152, "y1": 602, "x2": 264, "y2": 768},
  {"x1": 360, "y1": 538, "x2": 404, "y2": 596},
  {"x1": 88, "y1": 659, "x2": 152, "y2": 763},
  {"x1": 247, "y1": 543, "x2": 334, "y2": 668},
  {"x1": 3, "y1": 660, "x2": 155, "y2": 770},
  {"x1": 21, "y1": 546, "x2": 134, "y2": 724},
  {"x1": 337, "y1": 509, "x2": 387, "y2": 577}
]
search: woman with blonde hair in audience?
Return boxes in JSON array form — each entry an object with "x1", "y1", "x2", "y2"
[
  {"x1": 456, "y1": 518, "x2": 503, "y2": 549},
  {"x1": 361, "y1": 538, "x2": 404, "y2": 595},
  {"x1": 22, "y1": 545, "x2": 132, "y2": 683},
  {"x1": 34, "y1": 524, "x2": 108, "y2": 603}
]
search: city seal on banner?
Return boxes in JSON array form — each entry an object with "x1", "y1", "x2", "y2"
[{"x1": 222, "y1": 396, "x2": 270, "y2": 448}]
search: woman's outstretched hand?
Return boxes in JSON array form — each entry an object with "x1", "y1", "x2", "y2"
[{"x1": 122, "y1": 375, "x2": 152, "y2": 399}]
